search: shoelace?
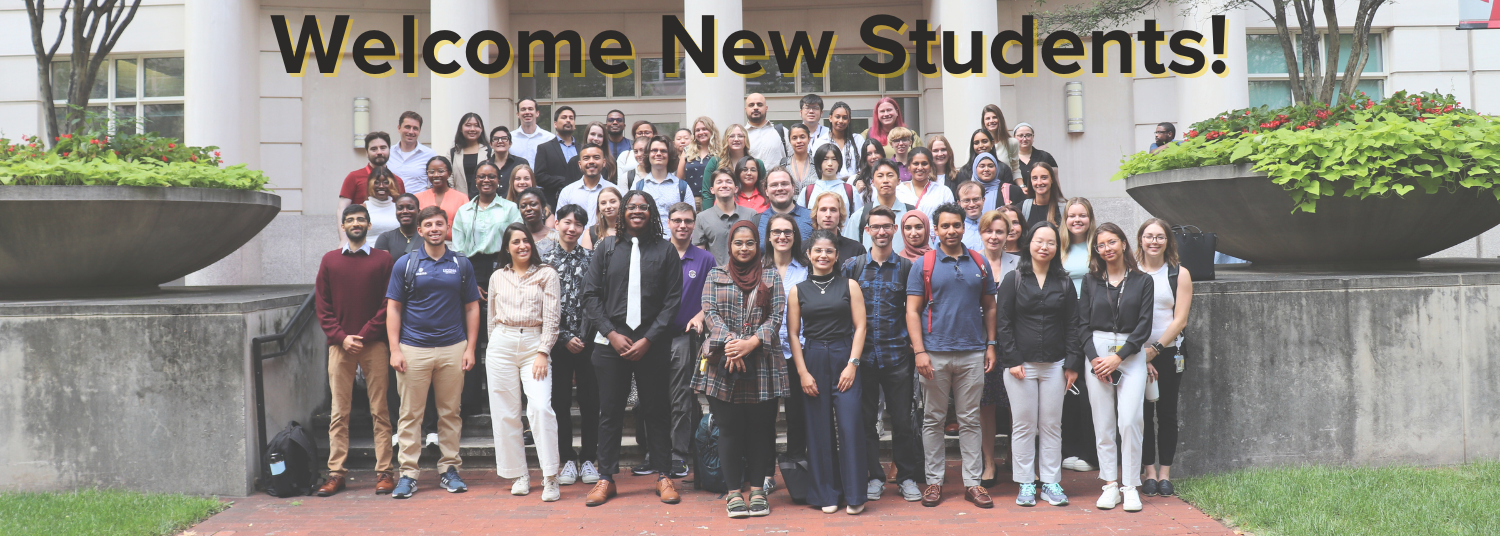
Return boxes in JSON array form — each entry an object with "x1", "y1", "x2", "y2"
[
  {"x1": 1043, "y1": 483, "x2": 1064, "y2": 495},
  {"x1": 1019, "y1": 483, "x2": 1036, "y2": 496}
]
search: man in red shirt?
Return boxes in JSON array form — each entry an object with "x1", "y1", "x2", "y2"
[
  {"x1": 339, "y1": 132, "x2": 406, "y2": 223},
  {"x1": 314, "y1": 204, "x2": 398, "y2": 496}
]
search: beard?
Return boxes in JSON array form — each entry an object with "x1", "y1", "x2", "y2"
[
  {"x1": 557, "y1": 126, "x2": 575, "y2": 137},
  {"x1": 369, "y1": 154, "x2": 388, "y2": 167},
  {"x1": 345, "y1": 228, "x2": 367, "y2": 242}
]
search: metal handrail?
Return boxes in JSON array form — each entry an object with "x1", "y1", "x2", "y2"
[{"x1": 250, "y1": 292, "x2": 317, "y2": 489}]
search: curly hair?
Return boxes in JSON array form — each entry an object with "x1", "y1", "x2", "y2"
[{"x1": 615, "y1": 190, "x2": 665, "y2": 243}]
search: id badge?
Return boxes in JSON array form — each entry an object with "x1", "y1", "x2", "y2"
[{"x1": 1107, "y1": 344, "x2": 1122, "y2": 355}]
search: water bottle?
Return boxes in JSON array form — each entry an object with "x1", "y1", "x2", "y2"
[
  {"x1": 269, "y1": 452, "x2": 286, "y2": 476},
  {"x1": 1145, "y1": 377, "x2": 1160, "y2": 402}
]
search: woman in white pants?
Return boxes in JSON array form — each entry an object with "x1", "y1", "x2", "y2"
[
  {"x1": 487, "y1": 222, "x2": 563, "y2": 501},
  {"x1": 996, "y1": 220, "x2": 1081, "y2": 507},
  {"x1": 1075, "y1": 222, "x2": 1154, "y2": 512}
]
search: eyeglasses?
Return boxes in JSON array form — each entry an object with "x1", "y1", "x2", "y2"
[
  {"x1": 607, "y1": 117, "x2": 625, "y2": 123},
  {"x1": 1015, "y1": 133, "x2": 1034, "y2": 139},
  {"x1": 625, "y1": 204, "x2": 652, "y2": 211},
  {"x1": 1096, "y1": 239, "x2": 1122, "y2": 250},
  {"x1": 867, "y1": 224, "x2": 895, "y2": 232},
  {"x1": 669, "y1": 218, "x2": 694, "y2": 225},
  {"x1": 1141, "y1": 234, "x2": 1168, "y2": 243},
  {"x1": 769, "y1": 229, "x2": 794, "y2": 237},
  {"x1": 649, "y1": 148, "x2": 669, "y2": 154},
  {"x1": 492, "y1": 137, "x2": 511, "y2": 144}
]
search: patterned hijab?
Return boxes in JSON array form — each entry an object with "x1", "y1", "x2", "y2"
[
  {"x1": 897, "y1": 211, "x2": 933, "y2": 262},
  {"x1": 726, "y1": 220, "x2": 770, "y2": 308}
]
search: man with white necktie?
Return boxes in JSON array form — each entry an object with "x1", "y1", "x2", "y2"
[{"x1": 580, "y1": 190, "x2": 684, "y2": 507}]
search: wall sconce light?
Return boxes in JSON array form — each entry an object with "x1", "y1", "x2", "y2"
[
  {"x1": 353, "y1": 97, "x2": 371, "y2": 149},
  {"x1": 1064, "y1": 82, "x2": 1084, "y2": 133}
]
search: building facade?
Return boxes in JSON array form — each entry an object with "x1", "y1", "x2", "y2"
[{"x1": 2, "y1": 0, "x2": 1497, "y2": 285}]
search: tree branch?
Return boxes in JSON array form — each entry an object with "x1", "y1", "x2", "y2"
[{"x1": 1030, "y1": 0, "x2": 1168, "y2": 34}]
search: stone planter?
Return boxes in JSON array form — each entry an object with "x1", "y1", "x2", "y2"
[
  {"x1": 1124, "y1": 164, "x2": 1500, "y2": 263},
  {"x1": 0, "y1": 186, "x2": 280, "y2": 295}
]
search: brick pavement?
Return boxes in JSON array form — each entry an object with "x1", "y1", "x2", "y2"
[{"x1": 188, "y1": 464, "x2": 1234, "y2": 535}]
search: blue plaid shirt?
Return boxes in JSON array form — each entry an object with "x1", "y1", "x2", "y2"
[{"x1": 841, "y1": 253, "x2": 914, "y2": 369}]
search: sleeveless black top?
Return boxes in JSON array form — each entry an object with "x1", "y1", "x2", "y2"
[{"x1": 797, "y1": 273, "x2": 854, "y2": 341}]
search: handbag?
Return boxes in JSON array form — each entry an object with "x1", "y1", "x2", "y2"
[
  {"x1": 1171, "y1": 225, "x2": 1216, "y2": 282},
  {"x1": 778, "y1": 458, "x2": 812, "y2": 504}
]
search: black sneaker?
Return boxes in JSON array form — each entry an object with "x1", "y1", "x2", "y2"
[
  {"x1": 1158, "y1": 479, "x2": 1176, "y2": 496},
  {"x1": 523, "y1": 430, "x2": 534, "y2": 446},
  {"x1": 631, "y1": 460, "x2": 656, "y2": 476},
  {"x1": 1141, "y1": 479, "x2": 1159, "y2": 496},
  {"x1": 669, "y1": 459, "x2": 689, "y2": 478},
  {"x1": 439, "y1": 467, "x2": 468, "y2": 493}
]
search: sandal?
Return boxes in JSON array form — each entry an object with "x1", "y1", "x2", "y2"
[
  {"x1": 726, "y1": 492, "x2": 750, "y2": 519},
  {"x1": 748, "y1": 489, "x2": 771, "y2": 517}
]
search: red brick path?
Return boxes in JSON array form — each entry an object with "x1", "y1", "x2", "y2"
[{"x1": 189, "y1": 465, "x2": 1233, "y2": 535}]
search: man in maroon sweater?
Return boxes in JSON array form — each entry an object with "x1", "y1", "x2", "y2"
[{"x1": 315, "y1": 204, "x2": 398, "y2": 496}]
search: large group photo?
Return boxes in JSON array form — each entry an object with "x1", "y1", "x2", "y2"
[{"x1": 2, "y1": 1, "x2": 1499, "y2": 535}]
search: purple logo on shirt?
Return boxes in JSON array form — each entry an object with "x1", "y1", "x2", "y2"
[{"x1": 688, "y1": 269, "x2": 698, "y2": 279}]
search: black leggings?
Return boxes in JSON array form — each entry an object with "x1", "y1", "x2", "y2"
[
  {"x1": 710, "y1": 397, "x2": 779, "y2": 490},
  {"x1": 1142, "y1": 350, "x2": 1184, "y2": 467},
  {"x1": 552, "y1": 339, "x2": 599, "y2": 463}
]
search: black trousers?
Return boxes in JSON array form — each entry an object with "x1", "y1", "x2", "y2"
[
  {"x1": 710, "y1": 397, "x2": 778, "y2": 490},
  {"x1": 593, "y1": 331, "x2": 672, "y2": 477},
  {"x1": 1061, "y1": 376, "x2": 1100, "y2": 466},
  {"x1": 1142, "y1": 350, "x2": 1184, "y2": 467},
  {"x1": 768, "y1": 358, "x2": 808, "y2": 477},
  {"x1": 862, "y1": 356, "x2": 923, "y2": 484},
  {"x1": 552, "y1": 338, "x2": 599, "y2": 464},
  {"x1": 463, "y1": 252, "x2": 500, "y2": 417}
]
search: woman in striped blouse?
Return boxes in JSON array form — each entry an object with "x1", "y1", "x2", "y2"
[
  {"x1": 485, "y1": 222, "x2": 562, "y2": 502},
  {"x1": 693, "y1": 220, "x2": 787, "y2": 519}
]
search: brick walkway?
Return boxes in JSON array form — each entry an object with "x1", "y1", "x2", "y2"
[{"x1": 188, "y1": 464, "x2": 1233, "y2": 535}]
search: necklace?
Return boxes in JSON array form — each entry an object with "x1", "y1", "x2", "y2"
[{"x1": 810, "y1": 275, "x2": 835, "y2": 295}]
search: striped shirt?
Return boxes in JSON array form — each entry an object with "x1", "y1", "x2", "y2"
[
  {"x1": 487, "y1": 263, "x2": 561, "y2": 352},
  {"x1": 693, "y1": 267, "x2": 789, "y2": 404}
]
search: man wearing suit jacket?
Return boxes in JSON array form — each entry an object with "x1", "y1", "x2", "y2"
[{"x1": 533, "y1": 106, "x2": 582, "y2": 208}]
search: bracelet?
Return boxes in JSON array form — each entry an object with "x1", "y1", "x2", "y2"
[{"x1": 914, "y1": 350, "x2": 927, "y2": 356}]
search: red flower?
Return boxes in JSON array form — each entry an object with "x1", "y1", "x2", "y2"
[
  {"x1": 28, "y1": 143, "x2": 36, "y2": 148},
  {"x1": 1418, "y1": 117, "x2": 1426, "y2": 122},
  {"x1": 162, "y1": 156, "x2": 169, "y2": 161},
  {"x1": 1296, "y1": 125, "x2": 1307, "y2": 130},
  {"x1": 62, "y1": 152, "x2": 69, "y2": 157},
  {"x1": 1187, "y1": 130, "x2": 1199, "y2": 138},
  {"x1": 62, "y1": 134, "x2": 71, "y2": 139},
  {"x1": 190, "y1": 155, "x2": 198, "y2": 162},
  {"x1": 168, "y1": 143, "x2": 176, "y2": 149},
  {"x1": 213, "y1": 151, "x2": 221, "y2": 157}
]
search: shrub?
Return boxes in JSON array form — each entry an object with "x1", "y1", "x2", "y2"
[
  {"x1": 1115, "y1": 91, "x2": 1500, "y2": 213},
  {"x1": 0, "y1": 112, "x2": 269, "y2": 190}
]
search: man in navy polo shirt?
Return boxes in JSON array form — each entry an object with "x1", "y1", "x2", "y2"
[
  {"x1": 385, "y1": 205, "x2": 481, "y2": 499},
  {"x1": 905, "y1": 202, "x2": 997, "y2": 509}
]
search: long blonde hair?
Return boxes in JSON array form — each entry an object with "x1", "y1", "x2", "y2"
[
  {"x1": 718, "y1": 124, "x2": 750, "y2": 163},
  {"x1": 683, "y1": 116, "x2": 721, "y2": 162},
  {"x1": 1058, "y1": 196, "x2": 1096, "y2": 263},
  {"x1": 927, "y1": 135, "x2": 955, "y2": 177}
]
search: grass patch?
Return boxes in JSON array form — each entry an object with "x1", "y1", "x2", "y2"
[
  {"x1": 1178, "y1": 462, "x2": 1500, "y2": 536},
  {"x1": 0, "y1": 488, "x2": 227, "y2": 536}
]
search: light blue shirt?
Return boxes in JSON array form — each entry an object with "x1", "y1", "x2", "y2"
[
  {"x1": 1064, "y1": 243, "x2": 1090, "y2": 297},
  {"x1": 777, "y1": 259, "x2": 809, "y2": 361},
  {"x1": 388, "y1": 142, "x2": 440, "y2": 194},
  {"x1": 510, "y1": 125, "x2": 555, "y2": 166},
  {"x1": 843, "y1": 198, "x2": 911, "y2": 253},
  {"x1": 558, "y1": 137, "x2": 579, "y2": 162},
  {"x1": 963, "y1": 217, "x2": 984, "y2": 251},
  {"x1": 636, "y1": 172, "x2": 688, "y2": 238},
  {"x1": 800, "y1": 178, "x2": 861, "y2": 213}
]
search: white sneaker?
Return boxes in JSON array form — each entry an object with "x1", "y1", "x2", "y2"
[
  {"x1": 1121, "y1": 486, "x2": 1142, "y2": 512},
  {"x1": 1064, "y1": 457, "x2": 1096, "y2": 472},
  {"x1": 557, "y1": 461, "x2": 579, "y2": 485},
  {"x1": 541, "y1": 476, "x2": 560, "y2": 502},
  {"x1": 511, "y1": 477, "x2": 531, "y2": 496},
  {"x1": 821, "y1": 505, "x2": 839, "y2": 514},
  {"x1": 846, "y1": 504, "x2": 865, "y2": 515},
  {"x1": 580, "y1": 461, "x2": 600, "y2": 484},
  {"x1": 424, "y1": 432, "x2": 439, "y2": 448},
  {"x1": 1062, "y1": 457, "x2": 1080, "y2": 470},
  {"x1": 1096, "y1": 482, "x2": 1121, "y2": 509},
  {"x1": 392, "y1": 434, "x2": 400, "y2": 448}
]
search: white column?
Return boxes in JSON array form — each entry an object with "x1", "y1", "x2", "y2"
[
  {"x1": 430, "y1": 0, "x2": 498, "y2": 157},
  {"x1": 684, "y1": 0, "x2": 744, "y2": 133},
  {"x1": 184, "y1": 0, "x2": 262, "y2": 286},
  {"x1": 1176, "y1": 6, "x2": 1249, "y2": 126},
  {"x1": 936, "y1": 0, "x2": 1002, "y2": 164}
]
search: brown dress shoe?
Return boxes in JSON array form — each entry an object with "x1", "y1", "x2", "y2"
[
  {"x1": 921, "y1": 483, "x2": 942, "y2": 507},
  {"x1": 316, "y1": 474, "x2": 346, "y2": 497},
  {"x1": 374, "y1": 473, "x2": 396, "y2": 495},
  {"x1": 965, "y1": 486, "x2": 994, "y2": 508},
  {"x1": 656, "y1": 477, "x2": 681, "y2": 504},
  {"x1": 585, "y1": 480, "x2": 617, "y2": 507}
]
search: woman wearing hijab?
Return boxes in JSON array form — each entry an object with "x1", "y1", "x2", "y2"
[
  {"x1": 897, "y1": 211, "x2": 934, "y2": 261},
  {"x1": 695, "y1": 220, "x2": 788, "y2": 519},
  {"x1": 969, "y1": 152, "x2": 1025, "y2": 214}
]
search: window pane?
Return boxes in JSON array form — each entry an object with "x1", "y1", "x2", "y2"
[
  {"x1": 1246, "y1": 34, "x2": 1290, "y2": 75},
  {"x1": 799, "y1": 58, "x2": 824, "y2": 93},
  {"x1": 557, "y1": 59, "x2": 606, "y2": 99},
  {"x1": 115, "y1": 59, "x2": 137, "y2": 99},
  {"x1": 641, "y1": 58, "x2": 686, "y2": 97},
  {"x1": 143, "y1": 57, "x2": 184, "y2": 97},
  {"x1": 50, "y1": 62, "x2": 108, "y2": 101},
  {"x1": 885, "y1": 54, "x2": 917, "y2": 92},
  {"x1": 1338, "y1": 78, "x2": 1384, "y2": 102},
  {"x1": 609, "y1": 59, "x2": 635, "y2": 97},
  {"x1": 520, "y1": 61, "x2": 553, "y2": 100},
  {"x1": 1248, "y1": 80, "x2": 1292, "y2": 108},
  {"x1": 537, "y1": 105, "x2": 552, "y2": 127},
  {"x1": 54, "y1": 105, "x2": 108, "y2": 130},
  {"x1": 143, "y1": 103, "x2": 184, "y2": 139},
  {"x1": 114, "y1": 105, "x2": 137, "y2": 135},
  {"x1": 1337, "y1": 33, "x2": 1382, "y2": 73},
  {"x1": 744, "y1": 58, "x2": 794, "y2": 95},
  {"x1": 829, "y1": 54, "x2": 879, "y2": 93},
  {"x1": 655, "y1": 122, "x2": 680, "y2": 137}
]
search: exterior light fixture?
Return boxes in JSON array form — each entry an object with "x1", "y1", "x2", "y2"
[
  {"x1": 1064, "y1": 82, "x2": 1084, "y2": 133},
  {"x1": 353, "y1": 97, "x2": 371, "y2": 149}
]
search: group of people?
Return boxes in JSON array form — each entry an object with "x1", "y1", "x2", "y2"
[{"x1": 314, "y1": 96, "x2": 1194, "y2": 518}]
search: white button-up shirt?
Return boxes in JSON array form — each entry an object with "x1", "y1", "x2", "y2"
[
  {"x1": 388, "y1": 142, "x2": 440, "y2": 193},
  {"x1": 511, "y1": 125, "x2": 556, "y2": 166}
]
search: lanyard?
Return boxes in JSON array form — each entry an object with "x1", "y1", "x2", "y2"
[{"x1": 1107, "y1": 271, "x2": 1128, "y2": 333}]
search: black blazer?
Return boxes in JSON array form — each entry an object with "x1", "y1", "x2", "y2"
[{"x1": 533, "y1": 138, "x2": 583, "y2": 207}]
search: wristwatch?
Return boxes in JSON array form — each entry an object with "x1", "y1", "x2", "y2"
[
  {"x1": 1150, "y1": 342, "x2": 1166, "y2": 354},
  {"x1": 848, "y1": 358, "x2": 861, "y2": 366},
  {"x1": 986, "y1": 340, "x2": 998, "y2": 347}
]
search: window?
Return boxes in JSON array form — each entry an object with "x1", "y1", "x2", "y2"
[
  {"x1": 776, "y1": 53, "x2": 917, "y2": 96},
  {"x1": 1246, "y1": 33, "x2": 1384, "y2": 108},
  {"x1": 52, "y1": 56, "x2": 185, "y2": 139}
]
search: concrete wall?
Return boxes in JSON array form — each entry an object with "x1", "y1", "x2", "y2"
[
  {"x1": 0, "y1": 287, "x2": 324, "y2": 496},
  {"x1": 1175, "y1": 262, "x2": 1500, "y2": 475}
]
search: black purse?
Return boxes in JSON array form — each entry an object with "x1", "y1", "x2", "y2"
[{"x1": 1172, "y1": 225, "x2": 1216, "y2": 282}]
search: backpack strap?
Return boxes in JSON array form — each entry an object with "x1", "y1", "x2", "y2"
[
  {"x1": 921, "y1": 250, "x2": 936, "y2": 333},
  {"x1": 1021, "y1": 198, "x2": 1033, "y2": 221},
  {"x1": 1168, "y1": 263, "x2": 1179, "y2": 300},
  {"x1": 402, "y1": 253, "x2": 419, "y2": 297},
  {"x1": 843, "y1": 183, "x2": 855, "y2": 208},
  {"x1": 676, "y1": 177, "x2": 690, "y2": 202},
  {"x1": 774, "y1": 124, "x2": 790, "y2": 156},
  {"x1": 1000, "y1": 183, "x2": 1012, "y2": 207},
  {"x1": 968, "y1": 248, "x2": 986, "y2": 274},
  {"x1": 803, "y1": 183, "x2": 815, "y2": 206}
]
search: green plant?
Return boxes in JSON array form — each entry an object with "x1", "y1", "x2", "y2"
[
  {"x1": 0, "y1": 488, "x2": 227, "y2": 536},
  {"x1": 0, "y1": 107, "x2": 268, "y2": 190},
  {"x1": 1115, "y1": 91, "x2": 1499, "y2": 212}
]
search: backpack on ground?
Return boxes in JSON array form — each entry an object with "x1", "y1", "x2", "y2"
[
  {"x1": 264, "y1": 421, "x2": 320, "y2": 497},
  {"x1": 918, "y1": 249, "x2": 987, "y2": 333},
  {"x1": 778, "y1": 458, "x2": 812, "y2": 504},
  {"x1": 693, "y1": 414, "x2": 726, "y2": 493}
]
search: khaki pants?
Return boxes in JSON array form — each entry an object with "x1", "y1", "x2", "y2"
[
  {"x1": 396, "y1": 342, "x2": 467, "y2": 479},
  {"x1": 327, "y1": 342, "x2": 394, "y2": 476}
]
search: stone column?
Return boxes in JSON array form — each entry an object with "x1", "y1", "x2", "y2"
[
  {"x1": 430, "y1": 0, "x2": 498, "y2": 157},
  {"x1": 935, "y1": 0, "x2": 1002, "y2": 164},
  {"x1": 184, "y1": 0, "x2": 262, "y2": 286},
  {"x1": 684, "y1": 0, "x2": 744, "y2": 134}
]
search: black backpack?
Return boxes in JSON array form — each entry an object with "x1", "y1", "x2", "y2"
[
  {"x1": 692, "y1": 414, "x2": 726, "y2": 493},
  {"x1": 265, "y1": 421, "x2": 320, "y2": 497}
]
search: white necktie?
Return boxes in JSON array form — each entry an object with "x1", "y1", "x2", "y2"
[{"x1": 626, "y1": 236, "x2": 642, "y2": 329}]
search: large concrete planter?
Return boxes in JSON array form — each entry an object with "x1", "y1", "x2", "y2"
[
  {"x1": 1125, "y1": 164, "x2": 1500, "y2": 263},
  {"x1": 0, "y1": 186, "x2": 280, "y2": 294}
]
